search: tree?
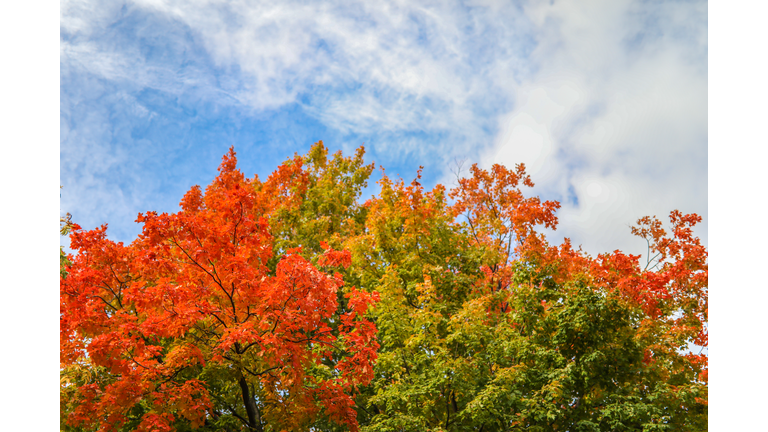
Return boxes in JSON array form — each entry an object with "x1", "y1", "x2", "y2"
[
  {"x1": 60, "y1": 147, "x2": 379, "y2": 432},
  {"x1": 62, "y1": 143, "x2": 707, "y2": 431},
  {"x1": 345, "y1": 163, "x2": 706, "y2": 431}
]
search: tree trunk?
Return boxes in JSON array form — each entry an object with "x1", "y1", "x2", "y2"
[{"x1": 238, "y1": 375, "x2": 263, "y2": 432}]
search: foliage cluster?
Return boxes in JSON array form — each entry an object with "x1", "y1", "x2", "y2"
[{"x1": 61, "y1": 142, "x2": 707, "y2": 431}]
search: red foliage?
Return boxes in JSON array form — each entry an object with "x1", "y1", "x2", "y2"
[{"x1": 61, "y1": 148, "x2": 378, "y2": 431}]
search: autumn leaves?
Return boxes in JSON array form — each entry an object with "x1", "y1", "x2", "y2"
[{"x1": 61, "y1": 142, "x2": 707, "y2": 431}]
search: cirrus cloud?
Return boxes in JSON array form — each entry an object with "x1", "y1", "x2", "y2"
[{"x1": 61, "y1": 0, "x2": 706, "y2": 260}]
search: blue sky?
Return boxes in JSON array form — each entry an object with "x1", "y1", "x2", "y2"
[{"x1": 60, "y1": 0, "x2": 708, "y2": 259}]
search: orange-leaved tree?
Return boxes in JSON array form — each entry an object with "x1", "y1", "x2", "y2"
[
  {"x1": 61, "y1": 144, "x2": 707, "y2": 431},
  {"x1": 60, "y1": 148, "x2": 379, "y2": 432}
]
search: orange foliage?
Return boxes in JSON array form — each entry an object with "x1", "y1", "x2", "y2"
[{"x1": 61, "y1": 147, "x2": 378, "y2": 431}]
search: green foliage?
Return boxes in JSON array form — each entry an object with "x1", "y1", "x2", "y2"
[
  {"x1": 60, "y1": 144, "x2": 707, "y2": 431},
  {"x1": 60, "y1": 213, "x2": 73, "y2": 278}
]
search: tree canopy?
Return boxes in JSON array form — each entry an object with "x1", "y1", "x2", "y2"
[{"x1": 61, "y1": 142, "x2": 707, "y2": 431}]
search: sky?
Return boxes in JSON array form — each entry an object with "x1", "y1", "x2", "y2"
[
  {"x1": 60, "y1": 0, "x2": 707, "y2": 259},
  {"x1": 0, "y1": 0, "x2": 756, "y2": 428},
  {"x1": 3, "y1": 0, "x2": 759, "y2": 428}
]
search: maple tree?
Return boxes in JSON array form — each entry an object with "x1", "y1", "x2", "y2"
[
  {"x1": 344, "y1": 163, "x2": 706, "y2": 431},
  {"x1": 60, "y1": 146, "x2": 379, "y2": 432},
  {"x1": 62, "y1": 142, "x2": 707, "y2": 431}
]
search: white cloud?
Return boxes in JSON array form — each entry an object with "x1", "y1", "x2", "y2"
[
  {"x1": 62, "y1": 0, "x2": 534, "y2": 156},
  {"x1": 61, "y1": 0, "x2": 707, "y2": 257},
  {"x1": 480, "y1": 0, "x2": 707, "y2": 259}
]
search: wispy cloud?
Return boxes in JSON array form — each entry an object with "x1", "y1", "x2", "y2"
[
  {"x1": 61, "y1": 0, "x2": 706, "y2": 257},
  {"x1": 62, "y1": 0, "x2": 534, "y2": 151}
]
